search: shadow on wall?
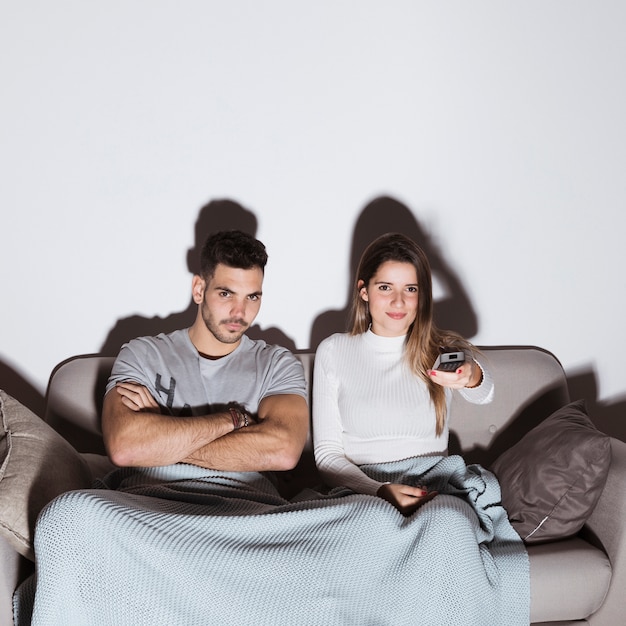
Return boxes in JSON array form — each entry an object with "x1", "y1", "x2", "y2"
[
  {"x1": 308, "y1": 196, "x2": 479, "y2": 350},
  {"x1": 98, "y1": 198, "x2": 297, "y2": 356},
  {"x1": 101, "y1": 194, "x2": 479, "y2": 355},
  {"x1": 0, "y1": 360, "x2": 45, "y2": 418},
  {"x1": 567, "y1": 369, "x2": 626, "y2": 445}
]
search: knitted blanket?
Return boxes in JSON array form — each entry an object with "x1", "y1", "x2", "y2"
[{"x1": 14, "y1": 455, "x2": 528, "y2": 626}]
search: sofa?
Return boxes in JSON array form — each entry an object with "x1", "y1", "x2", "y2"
[{"x1": 2, "y1": 345, "x2": 625, "y2": 625}]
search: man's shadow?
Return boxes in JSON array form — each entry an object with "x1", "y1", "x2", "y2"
[
  {"x1": 100, "y1": 199, "x2": 297, "y2": 356},
  {"x1": 309, "y1": 196, "x2": 479, "y2": 350}
]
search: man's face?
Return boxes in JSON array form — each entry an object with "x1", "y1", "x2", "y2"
[{"x1": 194, "y1": 263, "x2": 263, "y2": 346}]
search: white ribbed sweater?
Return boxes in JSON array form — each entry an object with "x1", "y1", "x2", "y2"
[{"x1": 312, "y1": 331, "x2": 494, "y2": 496}]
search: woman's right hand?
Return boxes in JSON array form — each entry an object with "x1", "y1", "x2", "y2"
[{"x1": 376, "y1": 483, "x2": 438, "y2": 516}]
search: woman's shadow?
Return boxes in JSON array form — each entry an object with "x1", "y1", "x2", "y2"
[
  {"x1": 309, "y1": 196, "x2": 479, "y2": 350},
  {"x1": 100, "y1": 199, "x2": 297, "y2": 356}
]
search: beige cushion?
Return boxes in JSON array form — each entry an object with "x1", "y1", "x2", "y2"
[
  {"x1": 491, "y1": 399, "x2": 611, "y2": 543},
  {"x1": 528, "y1": 537, "x2": 611, "y2": 622},
  {"x1": 81, "y1": 452, "x2": 116, "y2": 481},
  {"x1": 0, "y1": 390, "x2": 92, "y2": 560}
]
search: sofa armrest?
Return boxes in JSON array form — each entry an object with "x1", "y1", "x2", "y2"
[
  {"x1": 0, "y1": 535, "x2": 32, "y2": 626},
  {"x1": 0, "y1": 536, "x2": 20, "y2": 626},
  {"x1": 585, "y1": 437, "x2": 626, "y2": 625}
]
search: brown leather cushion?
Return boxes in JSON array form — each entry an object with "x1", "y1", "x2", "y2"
[{"x1": 491, "y1": 399, "x2": 611, "y2": 543}]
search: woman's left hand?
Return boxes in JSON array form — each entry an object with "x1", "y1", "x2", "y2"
[
  {"x1": 427, "y1": 360, "x2": 482, "y2": 389},
  {"x1": 377, "y1": 483, "x2": 438, "y2": 516}
]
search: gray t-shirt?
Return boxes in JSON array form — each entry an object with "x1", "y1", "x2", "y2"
[{"x1": 106, "y1": 330, "x2": 307, "y2": 417}]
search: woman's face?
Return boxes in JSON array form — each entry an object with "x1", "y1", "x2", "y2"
[{"x1": 359, "y1": 260, "x2": 419, "y2": 337}]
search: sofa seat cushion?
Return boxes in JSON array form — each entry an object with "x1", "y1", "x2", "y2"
[
  {"x1": 528, "y1": 536, "x2": 611, "y2": 623},
  {"x1": 80, "y1": 453, "x2": 116, "y2": 481}
]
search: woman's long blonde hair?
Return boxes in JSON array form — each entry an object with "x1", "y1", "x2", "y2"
[{"x1": 348, "y1": 232, "x2": 473, "y2": 436}]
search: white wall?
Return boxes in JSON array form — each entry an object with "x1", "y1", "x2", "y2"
[{"x1": 2, "y1": 2, "x2": 625, "y2": 433}]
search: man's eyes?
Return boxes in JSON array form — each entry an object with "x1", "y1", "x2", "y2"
[{"x1": 217, "y1": 291, "x2": 260, "y2": 301}]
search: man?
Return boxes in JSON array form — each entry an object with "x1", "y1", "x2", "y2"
[{"x1": 102, "y1": 229, "x2": 309, "y2": 472}]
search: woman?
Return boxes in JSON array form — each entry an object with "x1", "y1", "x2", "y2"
[{"x1": 313, "y1": 232, "x2": 494, "y2": 515}]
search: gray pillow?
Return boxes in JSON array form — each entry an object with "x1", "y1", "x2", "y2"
[
  {"x1": 0, "y1": 390, "x2": 93, "y2": 560},
  {"x1": 490, "y1": 399, "x2": 611, "y2": 544}
]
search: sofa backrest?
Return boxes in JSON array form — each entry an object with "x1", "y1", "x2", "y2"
[
  {"x1": 45, "y1": 354, "x2": 114, "y2": 455},
  {"x1": 448, "y1": 346, "x2": 569, "y2": 466},
  {"x1": 44, "y1": 345, "x2": 569, "y2": 469}
]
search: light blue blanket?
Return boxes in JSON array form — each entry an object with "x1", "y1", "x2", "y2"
[{"x1": 15, "y1": 455, "x2": 528, "y2": 625}]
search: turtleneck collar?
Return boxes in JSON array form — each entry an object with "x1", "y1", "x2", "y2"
[{"x1": 362, "y1": 328, "x2": 407, "y2": 353}]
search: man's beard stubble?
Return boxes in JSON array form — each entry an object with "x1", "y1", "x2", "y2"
[{"x1": 201, "y1": 303, "x2": 248, "y2": 345}]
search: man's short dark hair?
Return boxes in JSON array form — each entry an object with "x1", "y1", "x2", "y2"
[{"x1": 199, "y1": 230, "x2": 268, "y2": 279}]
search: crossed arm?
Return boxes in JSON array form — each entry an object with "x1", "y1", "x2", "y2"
[{"x1": 102, "y1": 382, "x2": 309, "y2": 472}]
